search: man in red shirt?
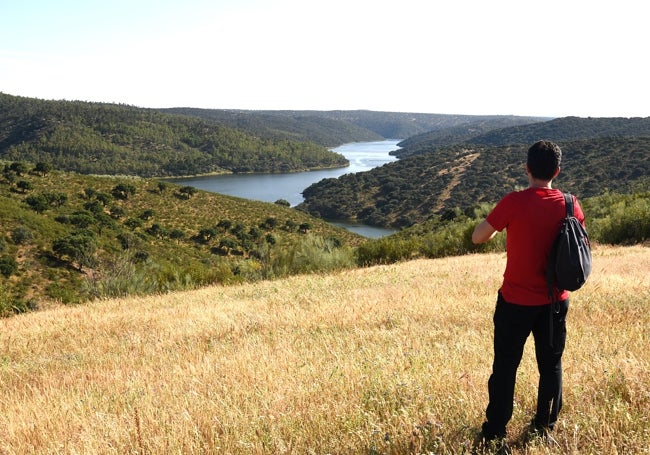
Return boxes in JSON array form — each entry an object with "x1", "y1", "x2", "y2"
[{"x1": 471, "y1": 140, "x2": 585, "y2": 453}]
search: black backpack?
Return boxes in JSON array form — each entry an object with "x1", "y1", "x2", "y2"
[{"x1": 546, "y1": 193, "x2": 592, "y2": 298}]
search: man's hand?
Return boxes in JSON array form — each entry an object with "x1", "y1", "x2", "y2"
[{"x1": 472, "y1": 220, "x2": 497, "y2": 244}]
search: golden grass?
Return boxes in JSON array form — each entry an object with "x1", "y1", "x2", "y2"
[{"x1": 1, "y1": 245, "x2": 648, "y2": 454}]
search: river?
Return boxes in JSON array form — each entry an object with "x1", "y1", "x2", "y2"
[{"x1": 169, "y1": 139, "x2": 401, "y2": 237}]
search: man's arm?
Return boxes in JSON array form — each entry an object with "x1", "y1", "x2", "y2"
[{"x1": 472, "y1": 219, "x2": 497, "y2": 244}]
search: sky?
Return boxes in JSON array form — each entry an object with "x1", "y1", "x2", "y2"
[{"x1": 1, "y1": 0, "x2": 648, "y2": 118}]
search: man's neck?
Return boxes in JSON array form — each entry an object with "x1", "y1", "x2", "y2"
[{"x1": 528, "y1": 177, "x2": 553, "y2": 189}]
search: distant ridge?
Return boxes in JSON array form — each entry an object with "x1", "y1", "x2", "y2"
[
  {"x1": 299, "y1": 116, "x2": 650, "y2": 227},
  {"x1": 396, "y1": 115, "x2": 650, "y2": 157},
  {"x1": 1, "y1": 92, "x2": 547, "y2": 177}
]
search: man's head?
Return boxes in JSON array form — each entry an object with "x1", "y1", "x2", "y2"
[{"x1": 527, "y1": 140, "x2": 562, "y2": 181}]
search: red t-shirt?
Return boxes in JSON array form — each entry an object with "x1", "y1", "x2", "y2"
[{"x1": 486, "y1": 187, "x2": 585, "y2": 306}]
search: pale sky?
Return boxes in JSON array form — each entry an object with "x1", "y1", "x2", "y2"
[{"x1": 1, "y1": 0, "x2": 648, "y2": 118}]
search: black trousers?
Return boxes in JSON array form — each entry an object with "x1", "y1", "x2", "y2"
[{"x1": 482, "y1": 292, "x2": 569, "y2": 438}]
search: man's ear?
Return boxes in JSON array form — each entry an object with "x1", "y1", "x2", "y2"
[{"x1": 553, "y1": 167, "x2": 561, "y2": 178}]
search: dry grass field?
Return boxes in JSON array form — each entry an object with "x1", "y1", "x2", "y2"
[{"x1": 1, "y1": 245, "x2": 648, "y2": 454}]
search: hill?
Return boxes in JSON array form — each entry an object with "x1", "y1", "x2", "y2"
[
  {"x1": 299, "y1": 134, "x2": 650, "y2": 227},
  {"x1": 0, "y1": 93, "x2": 548, "y2": 178},
  {"x1": 250, "y1": 110, "x2": 548, "y2": 141},
  {"x1": 395, "y1": 115, "x2": 650, "y2": 158},
  {"x1": 159, "y1": 107, "x2": 384, "y2": 146},
  {"x1": 0, "y1": 93, "x2": 348, "y2": 177},
  {"x1": 0, "y1": 164, "x2": 362, "y2": 312},
  {"x1": 1, "y1": 245, "x2": 647, "y2": 453}
]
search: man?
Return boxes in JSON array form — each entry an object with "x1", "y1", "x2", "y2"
[{"x1": 471, "y1": 140, "x2": 585, "y2": 452}]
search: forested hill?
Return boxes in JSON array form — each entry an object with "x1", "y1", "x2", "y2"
[
  {"x1": 250, "y1": 110, "x2": 548, "y2": 141},
  {"x1": 396, "y1": 116, "x2": 650, "y2": 157},
  {"x1": 298, "y1": 135, "x2": 650, "y2": 228},
  {"x1": 0, "y1": 162, "x2": 365, "y2": 311},
  {"x1": 0, "y1": 93, "x2": 348, "y2": 177},
  {"x1": 159, "y1": 108, "x2": 384, "y2": 146},
  {"x1": 160, "y1": 109, "x2": 548, "y2": 147}
]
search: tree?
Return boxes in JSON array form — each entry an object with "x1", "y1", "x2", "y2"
[
  {"x1": 0, "y1": 256, "x2": 18, "y2": 278},
  {"x1": 95, "y1": 192, "x2": 113, "y2": 206},
  {"x1": 52, "y1": 231, "x2": 97, "y2": 271},
  {"x1": 217, "y1": 219, "x2": 233, "y2": 231},
  {"x1": 218, "y1": 238, "x2": 238, "y2": 255},
  {"x1": 109, "y1": 206, "x2": 126, "y2": 219},
  {"x1": 196, "y1": 227, "x2": 218, "y2": 244},
  {"x1": 44, "y1": 191, "x2": 68, "y2": 207},
  {"x1": 16, "y1": 180, "x2": 33, "y2": 193},
  {"x1": 9, "y1": 162, "x2": 29, "y2": 176},
  {"x1": 146, "y1": 223, "x2": 168, "y2": 238},
  {"x1": 25, "y1": 194, "x2": 49, "y2": 213},
  {"x1": 84, "y1": 200, "x2": 104, "y2": 214},
  {"x1": 263, "y1": 217, "x2": 279, "y2": 229},
  {"x1": 178, "y1": 186, "x2": 198, "y2": 199},
  {"x1": 69, "y1": 212, "x2": 95, "y2": 229},
  {"x1": 34, "y1": 162, "x2": 53, "y2": 176},
  {"x1": 111, "y1": 183, "x2": 136, "y2": 200},
  {"x1": 11, "y1": 226, "x2": 33, "y2": 245},
  {"x1": 169, "y1": 229, "x2": 186, "y2": 243}
]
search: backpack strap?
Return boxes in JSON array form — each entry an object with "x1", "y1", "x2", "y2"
[
  {"x1": 547, "y1": 192, "x2": 575, "y2": 347},
  {"x1": 563, "y1": 192, "x2": 574, "y2": 217}
]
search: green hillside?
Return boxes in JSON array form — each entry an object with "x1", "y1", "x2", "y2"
[
  {"x1": 3, "y1": 96, "x2": 648, "y2": 315},
  {"x1": 0, "y1": 93, "x2": 348, "y2": 177},
  {"x1": 0, "y1": 93, "x2": 550, "y2": 179},
  {"x1": 0, "y1": 164, "x2": 361, "y2": 313},
  {"x1": 159, "y1": 108, "x2": 384, "y2": 146},
  {"x1": 253, "y1": 110, "x2": 548, "y2": 140},
  {"x1": 395, "y1": 115, "x2": 650, "y2": 158},
  {"x1": 299, "y1": 136, "x2": 650, "y2": 227}
]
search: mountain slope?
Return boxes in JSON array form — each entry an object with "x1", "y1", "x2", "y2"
[
  {"x1": 0, "y1": 93, "x2": 348, "y2": 177},
  {"x1": 394, "y1": 115, "x2": 650, "y2": 158},
  {"x1": 299, "y1": 136, "x2": 650, "y2": 227},
  {"x1": 159, "y1": 108, "x2": 384, "y2": 146},
  {"x1": 1, "y1": 245, "x2": 647, "y2": 453},
  {"x1": 0, "y1": 165, "x2": 361, "y2": 311},
  {"x1": 255, "y1": 110, "x2": 549, "y2": 140}
]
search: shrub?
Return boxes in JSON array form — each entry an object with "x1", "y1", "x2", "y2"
[
  {"x1": 34, "y1": 161, "x2": 53, "y2": 176},
  {"x1": 111, "y1": 183, "x2": 136, "y2": 200},
  {"x1": 0, "y1": 283, "x2": 33, "y2": 317},
  {"x1": 584, "y1": 192, "x2": 650, "y2": 245},
  {"x1": 0, "y1": 255, "x2": 18, "y2": 278},
  {"x1": 17, "y1": 180, "x2": 33, "y2": 193},
  {"x1": 356, "y1": 237, "x2": 419, "y2": 266},
  {"x1": 11, "y1": 226, "x2": 33, "y2": 245},
  {"x1": 25, "y1": 194, "x2": 49, "y2": 213},
  {"x1": 84, "y1": 254, "x2": 157, "y2": 298},
  {"x1": 52, "y1": 231, "x2": 98, "y2": 271},
  {"x1": 46, "y1": 282, "x2": 81, "y2": 305},
  {"x1": 271, "y1": 234, "x2": 354, "y2": 276}
]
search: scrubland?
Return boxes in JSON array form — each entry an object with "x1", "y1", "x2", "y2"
[{"x1": 1, "y1": 245, "x2": 648, "y2": 454}]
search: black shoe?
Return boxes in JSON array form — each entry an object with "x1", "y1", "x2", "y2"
[
  {"x1": 526, "y1": 419, "x2": 559, "y2": 447},
  {"x1": 472, "y1": 432, "x2": 511, "y2": 455}
]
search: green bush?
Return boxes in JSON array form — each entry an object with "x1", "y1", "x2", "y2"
[
  {"x1": 356, "y1": 237, "x2": 420, "y2": 266},
  {"x1": 0, "y1": 283, "x2": 34, "y2": 316},
  {"x1": 0, "y1": 255, "x2": 18, "y2": 278},
  {"x1": 270, "y1": 234, "x2": 355, "y2": 276},
  {"x1": 587, "y1": 194, "x2": 650, "y2": 244},
  {"x1": 46, "y1": 282, "x2": 82, "y2": 305}
]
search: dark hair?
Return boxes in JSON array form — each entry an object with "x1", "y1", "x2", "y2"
[{"x1": 527, "y1": 140, "x2": 562, "y2": 180}]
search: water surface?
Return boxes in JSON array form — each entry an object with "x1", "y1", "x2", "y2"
[{"x1": 170, "y1": 140, "x2": 401, "y2": 237}]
